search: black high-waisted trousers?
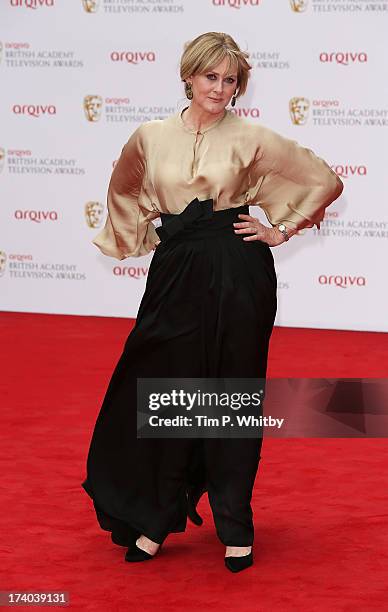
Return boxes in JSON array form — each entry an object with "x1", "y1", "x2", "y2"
[{"x1": 82, "y1": 201, "x2": 277, "y2": 547}]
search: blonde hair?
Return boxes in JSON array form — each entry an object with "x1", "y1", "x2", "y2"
[{"x1": 180, "y1": 32, "x2": 252, "y2": 99}]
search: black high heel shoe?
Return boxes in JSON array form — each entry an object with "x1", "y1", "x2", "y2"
[
  {"x1": 125, "y1": 537, "x2": 164, "y2": 563},
  {"x1": 110, "y1": 521, "x2": 141, "y2": 547},
  {"x1": 186, "y1": 485, "x2": 206, "y2": 526},
  {"x1": 224, "y1": 550, "x2": 253, "y2": 573}
]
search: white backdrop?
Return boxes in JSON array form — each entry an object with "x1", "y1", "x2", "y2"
[{"x1": 1, "y1": 0, "x2": 387, "y2": 332}]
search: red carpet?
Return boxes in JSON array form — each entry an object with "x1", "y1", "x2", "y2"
[{"x1": 1, "y1": 311, "x2": 387, "y2": 611}]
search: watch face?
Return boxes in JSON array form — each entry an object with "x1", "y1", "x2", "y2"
[{"x1": 278, "y1": 224, "x2": 286, "y2": 231}]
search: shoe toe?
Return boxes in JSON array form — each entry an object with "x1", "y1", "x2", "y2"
[
  {"x1": 224, "y1": 552, "x2": 253, "y2": 573},
  {"x1": 125, "y1": 545, "x2": 154, "y2": 562}
]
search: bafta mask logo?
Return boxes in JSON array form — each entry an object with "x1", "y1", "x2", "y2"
[
  {"x1": 82, "y1": 0, "x2": 100, "y2": 12},
  {"x1": 289, "y1": 97, "x2": 310, "y2": 125},
  {"x1": 0, "y1": 148, "x2": 5, "y2": 174},
  {"x1": 85, "y1": 201, "x2": 104, "y2": 228},
  {"x1": 289, "y1": 0, "x2": 308, "y2": 12},
  {"x1": 0, "y1": 251, "x2": 6, "y2": 277},
  {"x1": 83, "y1": 95, "x2": 103, "y2": 122}
]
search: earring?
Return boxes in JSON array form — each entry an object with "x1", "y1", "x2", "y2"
[
  {"x1": 185, "y1": 81, "x2": 193, "y2": 100},
  {"x1": 231, "y1": 93, "x2": 237, "y2": 107}
]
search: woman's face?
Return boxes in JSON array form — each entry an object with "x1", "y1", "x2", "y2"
[{"x1": 188, "y1": 56, "x2": 238, "y2": 114}]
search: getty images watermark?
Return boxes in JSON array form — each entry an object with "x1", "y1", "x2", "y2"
[
  {"x1": 137, "y1": 378, "x2": 278, "y2": 438},
  {"x1": 137, "y1": 378, "x2": 388, "y2": 438}
]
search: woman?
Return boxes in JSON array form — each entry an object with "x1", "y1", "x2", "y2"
[{"x1": 82, "y1": 32, "x2": 344, "y2": 573}]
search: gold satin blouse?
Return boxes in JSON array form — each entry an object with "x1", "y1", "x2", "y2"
[{"x1": 92, "y1": 106, "x2": 344, "y2": 259}]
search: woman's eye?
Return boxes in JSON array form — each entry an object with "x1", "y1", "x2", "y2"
[{"x1": 206, "y1": 74, "x2": 236, "y2": 83}]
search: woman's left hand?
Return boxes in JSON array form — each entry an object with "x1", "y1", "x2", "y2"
[{"x1": 233, "y1": 214, "x2": 286, "y2": 247}]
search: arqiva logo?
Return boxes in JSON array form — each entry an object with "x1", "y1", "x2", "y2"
[
  {"x1": 331, "y1": 165, "x2": 367, "y2": 178},
  {"x1": 231, "y1": 107, "x2": 261, "y2": 118},
  {"x1": 318, "y1": 275, "x2": 366, "y2": 289},
  {"x1": 15, "y1": 210, "x2": 58, "y2": 222},
  {"x1": 10, "y1": 0, "x2": 54, "y2": 8},
  {"x1": 8, "y1": 253, "x2": 33, "y2": 262},
  {"x1": 113, "y1": 266, "x2": 148, "y2": 279},
  {"x1": 212, "y1": 0, "x2": 261, "y2": 7},
  {"x1": 12, "y1": 104, "x2": 56, "y2": 117},
  {"x1": 110, "y1": 51, "x2": 156, "y2": 64},
  {"x1": 320, "y1": 52, "x2": 367, "y2": 65}
]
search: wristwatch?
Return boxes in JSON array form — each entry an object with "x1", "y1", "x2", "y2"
[{"x1": 277, "y1": 223, "x2": 290, "y2": 242}]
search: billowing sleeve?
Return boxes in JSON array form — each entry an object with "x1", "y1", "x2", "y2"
[
  {"x1": 92, "y1": 124, "x2": 160, "y2": 259},
  {"x1": 248, "y1": 126, "x2": 344, "y2": 230}
]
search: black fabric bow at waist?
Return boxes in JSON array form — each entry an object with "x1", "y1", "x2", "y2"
[{"x1": 155, "y1": 198, "x2": 214, "y2": 243}]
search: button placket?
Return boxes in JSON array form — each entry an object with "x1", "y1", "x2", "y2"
[{"x1": 191, "y1": 131, "x2": 204, "y2": 178}]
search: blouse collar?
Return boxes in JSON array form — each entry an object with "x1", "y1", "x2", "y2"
[{"x1": 178, "y1": 105, "x2": 228, "y2": 134}]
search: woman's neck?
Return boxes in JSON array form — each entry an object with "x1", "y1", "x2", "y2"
[{"x1": 182, "y1": 103, "x2": 226, "y2": 133}]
